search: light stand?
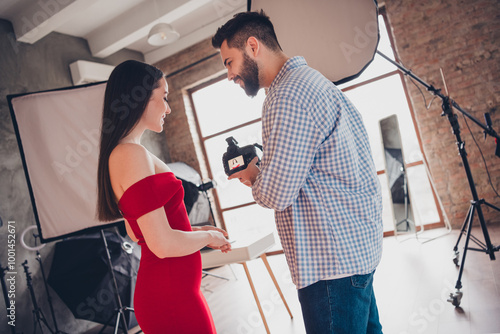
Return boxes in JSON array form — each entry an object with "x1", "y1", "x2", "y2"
[
  {"x1": 197, "y1": 181, "x2": 217, "y2": 224},
  {"x1": 33, "y1": 239, "x2": 67, "y2": 334},
  {"x1": 22, "y1": 260, "x2": 54, "y2": 334},
  {"x1": 377, "y1": 50, "x2": 500, "y2": 307},
  {"x1": 97, "y1": 230, "x2": 134, "y2": 334},
  {"x1": 395, "y1": 165, "x2": 415, "y2": 233},
  {"x1": 19, "y1": 228, "x2": 68, "y2": 334}
]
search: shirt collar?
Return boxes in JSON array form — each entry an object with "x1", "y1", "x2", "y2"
[{"x1": 268, "y1": 56, "x2": 307, "y2": 92}]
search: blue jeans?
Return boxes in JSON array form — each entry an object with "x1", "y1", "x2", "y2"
[{"x1": 297, "y1": 271, "x2": 382, "y2": 334}]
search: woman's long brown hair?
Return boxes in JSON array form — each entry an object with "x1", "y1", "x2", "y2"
[{"x1": 97, "y1": 60, "x2": 163, "y2": 221}]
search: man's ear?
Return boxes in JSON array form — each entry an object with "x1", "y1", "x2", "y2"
[{"x1": 246, "y1": 37, "x2": 259, "y2": 57}]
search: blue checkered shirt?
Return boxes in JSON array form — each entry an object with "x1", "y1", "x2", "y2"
[{"x1": 252, "y1": 56, "x2": 383, "y2": 289}]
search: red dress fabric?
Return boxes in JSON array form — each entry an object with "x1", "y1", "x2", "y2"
[{"x1": 118, "y1": 172, "x2": 216, "y2": 334}]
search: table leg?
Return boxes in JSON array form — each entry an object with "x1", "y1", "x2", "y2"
[
  {"x1": 241, "y1": 262, "x2": 271, "y2": 334},
  {"x1": 260, "y1": 254, "x2": 294, "y2": 319}
]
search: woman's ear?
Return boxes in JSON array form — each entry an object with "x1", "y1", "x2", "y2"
[{"x1": 246, "y1": 37, "x2": 259, "y2": 57}]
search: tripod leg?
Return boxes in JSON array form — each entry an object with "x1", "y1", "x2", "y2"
[
  {"x1": 33, "y1": 310, "x2": 40, "y2": 334},
  {"x1": 98, "y1": 308, "x2": 129, "y2": 334},
  {"x1": 117, "y1": 310, "x2": 128, "y2": 334},
  {"x1": 453, "y1": 205, "x2": 472, "y2": 251},
  {"x1": 483, "y1": 200, "x2": 500, "y2": 212},
  {"x1": 452, "y1": 205, "x2": 473, "y2": 266},
  {"x1": 113, "y1": 312, "x2": 121, "y2": 334},
  {"x1": 100, "y1": 230, "x2": 129, "y2": 334},
  {"x1": 475, "y1": 200, "x2": 496, "y2": 260},
  {"x1": 482, "y1": 201, "x2": 500, "y2": 253},
  {"x1": 448, "y1": 202, "x2": 476, "y2": 307}
]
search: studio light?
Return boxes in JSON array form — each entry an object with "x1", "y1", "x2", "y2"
[{"x1": 147, "y1": 23, "x2": 179, "y2": 46}]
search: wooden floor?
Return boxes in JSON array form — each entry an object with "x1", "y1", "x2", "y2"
[{"x1": 199, "y1": 224, "x2": 500, "y2": 334}]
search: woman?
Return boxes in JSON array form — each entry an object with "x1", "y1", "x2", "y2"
[{"x1": 97, "y1": 60, "x2": 231, "y2": 333}]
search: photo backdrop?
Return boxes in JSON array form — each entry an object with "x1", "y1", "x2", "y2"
[{"x1": 8, "y1": 82, "x2": 119, "y2": 242}]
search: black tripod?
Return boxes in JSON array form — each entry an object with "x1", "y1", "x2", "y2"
[
  {"x1": 395, "y1": 165, "x2": 414, "y2": 233},
  {"x1": 97, "y1": 229, "x2": 135, "y2": 334},
  {"x1": 440, "y1": 96, "x2": 500, "y2": 306},
  {"x1": 22, "y1": 260, "x2": 54, "y2": 334},
  {"x1": 377, "y1": 51, "x2": 500, "y2": 307},
  {"x1": 33, "y1": 234, "x2": 67, "y2": 334}
]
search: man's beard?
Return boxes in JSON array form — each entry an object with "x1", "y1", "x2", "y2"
[{"x1": 239, "y1": 53, "x2": 260, "y2": 97}]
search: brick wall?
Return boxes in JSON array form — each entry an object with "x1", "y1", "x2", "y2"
[
  {"x1": 154, "y1": 38, "x2": 226, "y2": 225},
  {"x1": 155, "y1": 38, "x2": 225, "y2": 175},
  {"x1": 155, "y1": 1, "x2": 500, "y2": 229}
]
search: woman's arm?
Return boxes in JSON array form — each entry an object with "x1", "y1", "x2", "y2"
[
  {"x1": 109, "y1": 144, "x2": 231, "y2": 258},
  {"x1": 137, "y1": 207, "x2": 230, "y2": 257},
  {"x1": 124, "y1": 219, "x2": 139, "y2": 243}
]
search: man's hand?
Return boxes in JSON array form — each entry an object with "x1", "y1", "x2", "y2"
[{"x1": 227, "y1": 157, "x2": 260, "y2": 187}]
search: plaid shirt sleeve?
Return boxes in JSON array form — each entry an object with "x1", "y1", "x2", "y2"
[{"x1": 252, "y1": 95, "x2": 331, "y2": 211}]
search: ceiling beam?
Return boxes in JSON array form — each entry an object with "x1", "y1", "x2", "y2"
[
  {"x1": 11, "y1": 0, "x2": 100, "y2": 44},
  {"x1": 144, "y1": 5, "x2": 246, "y2": 64},
  {"x1": 87, "y1": 0, "x2": 211, "y2": 58}
]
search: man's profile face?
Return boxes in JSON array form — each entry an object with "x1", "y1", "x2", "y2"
[{"x1": 220, "y1": 40, "x2": 260, "y2": 97}]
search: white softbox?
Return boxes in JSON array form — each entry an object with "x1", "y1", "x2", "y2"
[
  {"x1": 250, "y1": 0, "x2": 379, "y2": 84},
  {"x1": 8, "y1": 82, "x2": 117, "y2": 242}
]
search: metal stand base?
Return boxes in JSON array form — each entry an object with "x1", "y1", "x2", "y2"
[
  {"x1": 447, "y1": 199, "x2": 500, "y2": 307},
  {"x1": 97, "y1": 230, "x2": 135, "y2": 334}
]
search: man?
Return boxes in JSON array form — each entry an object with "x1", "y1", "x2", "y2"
[{"x1": 213, "y1": 10, "x2": 384, "y2": 333}]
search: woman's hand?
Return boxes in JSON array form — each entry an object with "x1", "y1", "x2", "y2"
[
  {"x1": 193, "y1": 225, "x2": 228, "y2": 236},
  {"x1": 192, "y1": 225, "x2": 232, "y2": 253}
]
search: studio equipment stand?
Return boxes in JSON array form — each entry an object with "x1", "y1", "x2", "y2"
[
  {"x1": 395, "y1": 165, "x2": 414, "y2": 233},
  {"x1": 36, "y1": 234, "x2": 67, "y2": 333},
  {"x1": 98, "y1": 229, "x2": 135, "y2": 334},
  {"x1": 377, "y1": 51, "x2": 500, "y2": 307},
  {"x1": 22, "y1": 260, "x2": 54, "y2": 334},
  {"x1": 20, "y1": 227, "x2": 67, "y2": 334}
]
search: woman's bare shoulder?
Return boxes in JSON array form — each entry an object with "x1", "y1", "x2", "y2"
[
  {"x1": 110, "y1": 143, "x2": 148, "y2": 161},
  {"x1": 109, "y1": 143, "x2": 156, "y2": 192}
]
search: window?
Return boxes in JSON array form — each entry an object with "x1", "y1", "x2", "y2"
[
  {"x1": 188, "y1": 11, "x2": 442, "y2": 241},
  {"x1": 337, "y1": 13, "x2": 442, "y2": 232},
  {"x1": 189, "y1": 79, "x2": 277, "y2": 243}
]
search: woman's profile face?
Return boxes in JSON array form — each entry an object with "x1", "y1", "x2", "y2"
[{"x1": 142, "y1": 78, "x2": 171, "y2": 133}]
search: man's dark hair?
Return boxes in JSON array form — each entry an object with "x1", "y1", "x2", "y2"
[{"x1": 212, "y1": 10, "x2": 282, "y2": 52}]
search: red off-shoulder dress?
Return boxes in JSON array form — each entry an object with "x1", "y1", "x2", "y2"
[{"x1": 118, "y1": 172, "x2": 216, "y2": 334}]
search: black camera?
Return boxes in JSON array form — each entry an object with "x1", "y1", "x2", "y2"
[{"x1": 222, "y1": 137, "x2": 261, "y2": 176}]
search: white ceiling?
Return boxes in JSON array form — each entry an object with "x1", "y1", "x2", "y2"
[{"x1": 0, "y1": 0, "x2": 247, "y2": 64}]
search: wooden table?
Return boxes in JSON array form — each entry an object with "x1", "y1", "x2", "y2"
[{"x1": 201, "y1": 232, "x2": 293, "y2": 334}]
